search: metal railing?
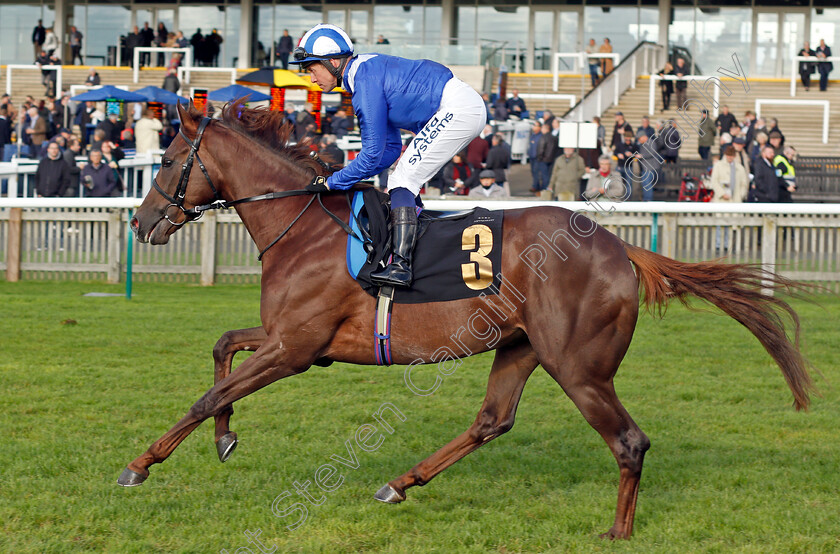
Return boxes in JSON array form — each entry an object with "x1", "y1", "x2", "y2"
[
  {"x1": 564, "y1": 42, "x2": 664, "y2": 123},
  {"x1": 5, "y1": 64, "x2": 63, "y2": 97},
  {"x1": 789, "y1": 55, "x2": 840, "y2": 96},
  {"x1": 133, "y1": 47, "x2": 192, "y2": 83},
  {"x1": 755, "y1": 99, "x2": 830, "y2": 144}
]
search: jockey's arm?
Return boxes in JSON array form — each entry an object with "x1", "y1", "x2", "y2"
[{"x1": 326, "y1": 87, "x2": 401, "y2": 190}]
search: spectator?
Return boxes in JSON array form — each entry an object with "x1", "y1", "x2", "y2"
[
  {"x1": 636, "y1": 116, "x2": 654, "y2": 140},
  {"x1": 320, "y1": 134, "x2": 344, "y2": 166},
  {"x1": 674, "y1": 58, "x2": 688, "y2": 109},
  {"x1": 191, "y1": 29, "x2": 205, "y2": 66},
  {"x1": 768, "y1": 131, "x2": 784, "y2": 155},
  {"x1": 585, "y1": 155, "x2": 625, "y2": 201},
  {"x1": 752, "y1": 145, "x2": 780, "y2": 202},
  {"x1": 68, "y1": 25, "x2": 84, "y2": 65},
  {"x1": 697, "y1": 108, "x2": 716, "y2": 161},
  {"x1": 85, "y1": 67, "x2": 100, "y2": 86},
  {"x1": 485, "y1": 133, "x2": 511, "y2": 185},
  {"x1": 175, "y1": 30, "x2": 188, "y2": 48},
  {"x1": 549, "y1": 147, "x2": 586, "y2": 201},
  {"x1": 332, "y1": 108, "x2": 352, "y2": 138},
  {"x1": 657, "y1": 62, "x2": 674, "y2": 111},
  {"x1": 585, "y1": 38, "x2": 600, "y2": 87},
  {"x1": 469, "y1": 169, "x2": 508, "y2": 198},
  {"x1": 750, "y1": 131, "x2": 768, "y2": 168},
  {"x1": 466, "y1": 133, "x2": 489, "y2": 170},
  {"x1": 731, "y1": 137, "x2": 751, "y2": 176},
  {"x1": 767, "y1": 118, "x2": 785, "y2": 146},
  {"x1": 527, "y1": 122, "x2": 541, "y2": 192},
  {"x1": 126, "y1": 26, "x2": 143, "y2": 67},
  {"x1": 81, "y1": 149, "x2": 119, "y2": 197},
  {"x1": 541, "y1": 108, "x2": 555, "y2": 129},
  {"x1": 161, "y1": 124, "x2": 177, "y2": 148},
  {"x1": 39, "y1": 135, "x2": 66, "y2": 159},
  {"x1": 140, "y1": 22, "x2": 155, "y2": 66},
  {"x1": 773, "y1": 146, "x2": 797, "y2": 203},
  {"x1": 816, "y1": 39, "x2": 833, "y2": 91},
  {"x1": 276, "y1": 29, "x2": 294, "y2": 70},
  {"x1": 32, "y1": 19, "x2": 46, "y2": 58},
  {"x1": 534, "y1": 122, "x2": 556, "y2": 196},
  {"x1": 661, "y1": 120, "x2": 682, "y2": 164},
  {"x1": 798, "y1": 42, "x2": 816, "y2": 91},
  {"x1": 62, "y1": 137, "x2": 82, "y2": 197},
  {"x1": 120, "y1": 128, "x2": 136, "y2": 150},
  {"x1": 24, "y1": 107, "x2": 47, "y2": 157},
  {"x1": 718, "y1": 132, "x2": 732, "y2": 161},
  {"x1": 97, "y1": 113, "x2": 124, "y2": 144},
  {"x1": 592, "y1": 115, "x2": 606, "y2": 145},
  {"x1": 208, "y1": 29, "x2": 224, "y2": 67},
  {"x1": 599, "y1": 38, "x2": 613, "y2": 77},
  {"x1": 753, "y1": 116, "x2": 767, "y2": 139},
  {"x1": 442, "y1": 152, "x2": 477, "y2": 195},
  {"x1": 614, "y1": 131, "x2": 636, "y2": 192},
  {"x1": 100, "y1": 139, "x2": 125, "y2": 166},
  {"x1": 635, "y1": 134, "x2": 663, "y2": 201},
  {"x1": 710, "y1": 146, "x2": 749, "y2": 204},
  {"x1": 89, "y1": 128, "x2": 107, "y2": 152},
  {"x1": 492, "y1": 97, "x2": 508, "y2": 121},
  {"x1": 610, "y1": 112, "x2": 633, "y2": 152},
  {"x1": 134, "y1": 109, "x2": 163, "y2": 154},
  {"x1": 505, "y1": 89, "x2": 526, "y2": 118},
  {"x1": 294, "y1": 103, "x2": 315, "y2": 142},
  {"x1": 715, "y1": 106, "x2": 737, "y2": 135},
  {"x1": 42, "y1": 26, "x2": 59, "y2": 57},
  {"x1": 742, "y1": 110, "x2": 756, "y2": 145},
  {"x1": 0, "y1": 106, "x2": 12, "y2": 161},
  {"x1": 376, "y1": 35, "x2": 390, "y2": 45},
  {"x1": 480, "y1": 92, "x2": 492, "y2": 121},
  {"x1": 35, "y1": 141, "x2": 71, "y2": 197}
]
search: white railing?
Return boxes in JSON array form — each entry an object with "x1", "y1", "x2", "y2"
[
  {"x1": 5, "y1": 64, "x2": 62, "y2": 96},
  {"x1": 755, "y1": 99, "x2": 830, "y2": 144},
  {"x1": 517, "y1": 93, "x2": 576, "y2": 108},
  {"x1": 789, "y1": 56, "x2": 840, "y2": 96},
  {"x1": 564, "y1": 43, "x2": 663, "y2": 123},
  {"x1": 133, "y1": 47, "x2": 192, "y2": 83},
  {"x1": 0, "y1": 154, "x2": 160, "y2": 199},
  {"x1": 177, "y1": 66, "x2": 238, "y2": 88},
  {"x1": 2, "y1": 200, "x2": 840, "y2": 287}
]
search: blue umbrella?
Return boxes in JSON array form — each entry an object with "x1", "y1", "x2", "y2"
[
  {"x1": 207, "y1": 84, "x2": 270, "y2": 103},
  {"x1": 70, "y1": 85, "x2": 147, "y2": 102},
  {"x1": 134, "y1": 85, "x2": 188, "y2": 105}
]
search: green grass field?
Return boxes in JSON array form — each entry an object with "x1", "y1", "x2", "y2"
[{"x1": 1, "y1": 281, "x2": 838, "y2": 553}]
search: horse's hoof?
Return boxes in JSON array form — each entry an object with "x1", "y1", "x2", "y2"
[
  {"x1": 374, "y1": 483, "x2": 405, "y2": 504},
  {"x1": 117, "y1": 467, "x2": 147, "y2": 487},
  {"x1": 216, "y1": 432, "x2": 238, "y2": 463}
]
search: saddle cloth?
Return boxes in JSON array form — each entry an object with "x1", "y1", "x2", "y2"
[{"x1": 347, "y1": 188, "x2": 504, "y2": 304}]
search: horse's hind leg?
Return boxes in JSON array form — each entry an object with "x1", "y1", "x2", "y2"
[
  {"x1": 375, "y1": 340, "x2": 538, "y2": 503},
  {"x1": 536, "y1": 338, "x2": 650, "y2": 539},
  {"x1": 212, "y1": 326, "x2": 267, "y2": 462}
]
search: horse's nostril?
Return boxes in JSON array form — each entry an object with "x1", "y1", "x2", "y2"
[{"x1": 130, "y1": 217, "x2": 139, "y2": 230}]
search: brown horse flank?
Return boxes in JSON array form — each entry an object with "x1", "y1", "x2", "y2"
[{"x1": 124, "y1": 102, "x2": 814, "y2": 539}]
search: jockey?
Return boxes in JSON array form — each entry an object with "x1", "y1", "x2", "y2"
[{"x1": 292, "y1": 24, "x2": 487, "y2": 288}]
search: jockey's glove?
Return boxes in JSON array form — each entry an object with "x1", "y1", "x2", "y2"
[{"x1": 306, "y1": 175, "x2": 330, "y2": 193}]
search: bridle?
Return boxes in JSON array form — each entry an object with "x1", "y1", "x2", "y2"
[{"x1": 150, "y1": 115, "x2": 359, "y2": 260}]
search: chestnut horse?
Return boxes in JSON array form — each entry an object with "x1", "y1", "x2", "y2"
[{"x1": 122, "y1": 102, "x2": 813, "y2": 539}]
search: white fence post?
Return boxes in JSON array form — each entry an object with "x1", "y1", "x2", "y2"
[
  {"x1": 107, "y1": 209, "x2": 122, "y2": 283},
  {"x1": 762, "y1": 215, "x2": 777, "y2": 295},
  {"x1": 200, "y1": 210, "x2": 217, "y2": 286}
]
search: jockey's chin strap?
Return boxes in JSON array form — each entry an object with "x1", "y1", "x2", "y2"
[{"x1": 150, "y1": 116, "x2": 356, "y2": 260}]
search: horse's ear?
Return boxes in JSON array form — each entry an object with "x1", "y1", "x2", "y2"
[{"x1": 177, "y1": 101, "x2": 197, "y2": 135}]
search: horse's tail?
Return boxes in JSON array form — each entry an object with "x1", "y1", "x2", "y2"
[{"x1": 622, "y1": 241, "x2": 814, "y2": 411}]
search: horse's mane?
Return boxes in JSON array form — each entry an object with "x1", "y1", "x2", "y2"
[{"x1": 184, "y1": 100, "x2": 327, "y2": 175}]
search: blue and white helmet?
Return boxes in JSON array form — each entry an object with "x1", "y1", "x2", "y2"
[{"x1": 291, "y1": 24, "x2": 354, "y2": 65}]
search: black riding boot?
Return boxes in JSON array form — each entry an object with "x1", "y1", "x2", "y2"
[{"x1": 371, "y1": 206, "x2": 417, "y2": 287}]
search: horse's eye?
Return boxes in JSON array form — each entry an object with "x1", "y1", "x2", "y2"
[{"x1": 162, "y1": 158, "x2": 173, "y2": 168}]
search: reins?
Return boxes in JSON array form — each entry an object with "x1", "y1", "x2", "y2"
[{"x1": 152, "y1": 115, "x2": 364, "y2": 261}]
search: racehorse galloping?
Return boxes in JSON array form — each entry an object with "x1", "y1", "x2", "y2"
[{"x1": 123, "y1": 102, "x2": 814, "y2": 539}]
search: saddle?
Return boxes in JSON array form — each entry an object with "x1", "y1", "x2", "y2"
[{"x1": 346, "y1": 188, "x2": 504, "y2": 304}]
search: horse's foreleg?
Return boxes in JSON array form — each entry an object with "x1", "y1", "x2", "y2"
[
  {"x1": 212, "y1": 326, "x2": 267, "y2": 461},
  {"x1": 118, "y1": 339, "x2": 309, "y2": 487},
  {"x1": 375, "y1": 341, "x2": 538, "y2": 503}
]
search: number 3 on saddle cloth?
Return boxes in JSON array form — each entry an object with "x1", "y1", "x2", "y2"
[{"x1": 346, "y1": 188, "x2": 504, "y2": 364}]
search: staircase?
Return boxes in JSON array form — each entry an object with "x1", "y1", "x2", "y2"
[{"x1": 499, "y1": 73, "x2": 840, "y2": 158}]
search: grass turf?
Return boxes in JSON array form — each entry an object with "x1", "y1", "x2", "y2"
[{"x1": 0, "y1": 281, "x2": 838, "y2": 553}]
